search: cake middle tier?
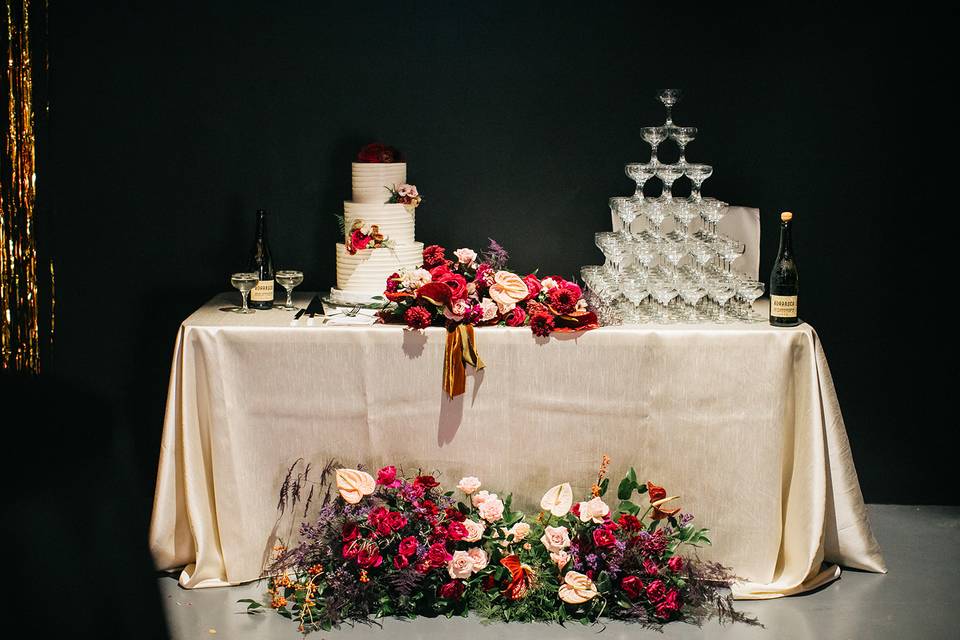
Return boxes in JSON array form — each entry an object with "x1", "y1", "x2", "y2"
[
  {"x1": 336, "y1": 242, "x2": 425, "y2": 294},
  {"x1": 343, "y1": 202, "x2": 416, "y2": 244}
]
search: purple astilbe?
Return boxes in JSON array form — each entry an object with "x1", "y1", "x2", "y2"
[
  {"x1": 481, "y1": 238, "x2": 509, "y2": 270},
  {"x1": 679, "y1": 513, "x2": 695, "y2": 527}
]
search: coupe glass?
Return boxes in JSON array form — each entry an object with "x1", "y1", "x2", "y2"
[
  {"x1": 683, "y1": 164, "x2": 713, "y2": 202},
  {"x1": 595, "y1": 231, "x2": 626, "y2": 275},
  {"x1": 230, "y1": 272, "x2": 258, "y2": 314},
  {"x1": 689, "y1": 240, "x2": 715, "y2": 276},
  {"x1": 699, "y1": 198, "x2": 728, "y2": 240},
  {"x1": 610, "y1": 196, "x2": 638, "y2": 238},
  {"x1": 737, "y1": 280, "x2": 766, "y2": 321},
  {"x1": 641, "y1": 126, "x2": 669, "y2": 165},
  {"x1": 655, "y1": 164, "x2": 685, "y2": 202},
  {"x1": 634, "y1": 240, "x2": 657, "y2": 273},
  {"x1": 625, "y1": 163, "x2": 657, "y2": 202},
  {"x1": 650, "y1": 280, "x2": 678, "y2": 323},
  {"x1": 679, "y1": 283, "x2": 707, "y2": 322},
  {"x1": 669, "y1": 127, "x2": 697, "y2": 166},
  {"x1": 275, "y1": 270, "x2": 304, "y2": 310},
  {"x1": 709, "y1": 280, "x2": 737, "y2": 323},
  {"x1": 718, "y1": 239, "x2": 745, "y2": 274},
  {"x1": 658, "y1": 89, "x2": 680, "y2": 127},
  {"x1": 670, "y1": 200, "x2": 698, "y2": 238},
  {"x1": 640, "y1": 199, "x2": 668, "y2": 238},
  {"x1": 620, "y1": 276, "x2": 649, "y2": 324},
  {"x1": 662, "y1": 240, "x2": 688, "y2": 280}
]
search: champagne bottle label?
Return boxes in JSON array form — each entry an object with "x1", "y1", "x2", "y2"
[
  {"x1": 770, "y1": 295, "x2": 797, "y2": 318},
  {"x1": 250, "y1": 279, "x2": 274, "y2": 302}
]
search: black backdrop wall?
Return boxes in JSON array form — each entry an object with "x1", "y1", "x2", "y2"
[{"x1": 41, "y1": 2, "x2": 944, "y2": 513}]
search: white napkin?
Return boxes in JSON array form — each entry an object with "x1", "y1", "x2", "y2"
[{"x1": 325, "y1": 312, "x2": 377, "y2": 326}]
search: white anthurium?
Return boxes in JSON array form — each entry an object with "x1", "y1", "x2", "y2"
[
  {"x1": 335, "y1": 468, "x2": 376, "y2": 504},
  {"x1": 540, "y1": 482, "x2": 573, "y2": 517}
]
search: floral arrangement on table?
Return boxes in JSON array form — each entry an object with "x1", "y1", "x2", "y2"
[
  {"x1": 378, "y1": 240, "x2": 598, "y2": 396},
  {"x1": 240, "y1": 457, "x2": 756, "y2": 633}
]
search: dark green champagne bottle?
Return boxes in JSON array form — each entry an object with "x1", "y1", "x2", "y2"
[
  {"x1": 248, "y1": 209, "x2": 274, "y2": 310},
  {"x1": 769, "y1": 211, "x2": 799, "y2": 326}
]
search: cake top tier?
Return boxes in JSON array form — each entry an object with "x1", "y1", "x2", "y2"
[{"x1": 351, "y1": 162, "x2": 407, "y2": 203}]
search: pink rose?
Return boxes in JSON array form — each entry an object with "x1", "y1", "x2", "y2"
[
  {"x1": 456, "y1": 476, "x2": 481, "y2": 494},
  {"x1": 462, "y1": 519, "x2": 485, "y2": 542},
  {"x1": 471, "y1": 490, "x2": 495, "y2": 508},
  {"x1": 478, "y1": 496, "x2": 505, "y2": 523},
  {"x1": 453, "y1": 248, "x2": 477, "y2": 265},
  {"x1": 466, "y1": 547, "x2": 488, "y2": 571},
  {"x1": 539, "y1": 525, "x2": 571, "y2": 553},
  {"x1": 376, "y1": 465, "x2": 399, "y2": 487},
  {"x1": 447, "y1": 550, "x2": 475, "y2": 579}
]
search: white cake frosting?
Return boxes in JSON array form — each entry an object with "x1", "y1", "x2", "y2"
[{"x1": 333, "y1": 160, "x2": 422, "y2": 302}]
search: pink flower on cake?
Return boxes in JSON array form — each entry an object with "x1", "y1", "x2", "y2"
[
  {"x1": 397, "y1": 183, "x2": 418, "y2": 198},
  {"x1": 504, "y1": 306, "x2": 526, "y2": 327},
  {"x1": 530, "y1": 312, "x2": 555, "y2": 337},
  {"x1": 456, "y1": 476, "x2": 481, "y2": 494},
  {"x1": 404, "y1": 306, "x2": 433, "y2": 329},
  {"x1": 489, "y1": 271, "x2": 528, "y2": 313},
  {"x1": 453, "y1": 248, "x2": 477, "y2": 265}
]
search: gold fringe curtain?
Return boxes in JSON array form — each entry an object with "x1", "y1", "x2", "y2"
[{"x1": 1, "y1": 0, "x2": 49, "y2": 372}]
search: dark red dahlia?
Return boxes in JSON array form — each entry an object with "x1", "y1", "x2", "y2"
[
  {"x1": 404, "y1": 305, "x2": 433, "y2": 329},
  {"x1": 422, "y1": 244, "x2": 447, "y2": 269},
  {"x1": 547, "y1": 286, "x2": 578, "y2": 315},
  {"x1": 530, "y1": 312, "x2": 556, "y2": 337},
  {"x1": 357, "y1": 143, "x2": 400, "y2": 163}
]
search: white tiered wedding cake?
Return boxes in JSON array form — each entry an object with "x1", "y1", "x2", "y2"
[{"x1": 330, "y1": 145, "x2": 424, "y2": 304}]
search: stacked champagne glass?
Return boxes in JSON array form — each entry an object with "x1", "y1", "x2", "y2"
[{"x1": 581, "y1": 89, "x2": 765, "y2": 324}]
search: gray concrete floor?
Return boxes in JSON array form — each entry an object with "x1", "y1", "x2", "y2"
[{"x1": 159, "y1": 505, "x2": 960, "y2": 639}]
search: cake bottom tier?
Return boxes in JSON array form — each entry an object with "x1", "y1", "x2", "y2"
[{"x1": 335, "y1": 241, "x2": 424, "y2": 300}]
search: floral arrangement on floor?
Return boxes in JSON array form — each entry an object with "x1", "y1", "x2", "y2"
[
  {"x1": 346, "y1": 220, "x2": 393, "y2": 255},
  {"x1": 240, "y1": 457, "x2": 757, "y2": 633},
  {"x1": 378, "y1": 240, "x2": 598, "y2": 396}
]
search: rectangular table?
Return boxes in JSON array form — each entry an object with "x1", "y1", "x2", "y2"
[{"x1": 149, "y1": 293, "x2": 886, "y2": 598}]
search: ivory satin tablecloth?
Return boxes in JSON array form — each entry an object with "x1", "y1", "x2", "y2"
[{"x1": 149, "y1": 294, "x2": 886, "y2": 598}]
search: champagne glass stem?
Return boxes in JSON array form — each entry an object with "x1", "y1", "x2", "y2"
[
  {"x1": 241, "y1": 290, "x2": 250, "y2": 313},
  {"x1": 285, "y1": 286, "x2": 294, "y2": 308}
]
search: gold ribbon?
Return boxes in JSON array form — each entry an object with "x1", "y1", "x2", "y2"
[{"x1": 442, "y1": 324, "x2": 485, "y2": 398}]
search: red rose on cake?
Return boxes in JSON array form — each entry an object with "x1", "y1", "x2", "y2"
[{"x1": 356, "y1": 143, "x2": 400, "y2": 163}]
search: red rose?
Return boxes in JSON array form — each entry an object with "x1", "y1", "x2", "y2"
[
  {"x1": 342, "y1": 542, "x2": 359, "y2": 559},
  {"x1": 426, "y1": 542, "x2": 452, "y2": 566},
  {"x1": 504, "y1": 306, "x2": 526, "y2": 327},
  {"x1": 617, "y1": 513, "x2": 642, "y2": 532},
  {"x1": 621, "y1": 575, "x2": 644, "y2": 600},
  {"x1": 423, "y1": 244, "x2": 447, "y2": 269},
  {"x1": 438, "y1": 580, "x2": 466, "y2": 601},
  {"x1": 643, "y1": 558, "x2": 660, "y2": 576},
  {"x1": 668, "y1": 556, "x2": 684, "y2": 573},
  {"x1": 357, "y1": 143, "x2": 400, "y2": 163},
  {"x1": 530, "y1": 312, "x2": 556, "y2": 337},
  {"x1": 522, "y1": 274, "x2": 542, "y2": 300},
  {"x1": 414, "y1": 475, "x2": 440, "y2": 490},
  {"x1": 385, "y1": 273, "x2": 400, "y2": 293},
  {"x1": 368, "y1": 507, "x2": 388, "y2": 526},
  {"x1": 447, "y1": 521, "x2": 468, "y2": 541},
  {"x1": 420, "y1": 499, "x2": 439, "y2": 515},
  {"x1": 663, "y1": 588, "x2": 680, "y2": 611},
  {"x1": 398, "y1": 536, "x2": 418, "y2": 557},
  {"x1": 350, "y1": 228, "x2": 372, "y2": 252},
  {"x1": 356, "y1": 547, "x2": 383, "y2": 568},
  {"x1": 445, "y1": 507, "x2": 466, "y2": 522},
  {"x1": 436, "y1": 272, "x2": 468, "y2": 301},
  {"x1": 415, "y1": 561, "x2": 431, "y2": 574},
  {"x1": 404, "y1": 305, "x2": 433, "y2": 329},
  {"x1": 386, "y1": 511, "x2": 408, "y2": 531},
  {"x1": 342, "y1": 522, "x2": 359, "y2": 542},
  {"x1": 547, "y1": 286, "x2": 578, "y2": 315},
  {"x1": 393, "y1": 554, "x2": 410, "y2": 570},
  {"x1": 376, "y1": 465, "x2": 397, "y2": 486},
  {"x1": 570, "y1": 502, "x2": 581, "y2": 518},
  {"x1": 376, "y1": 520, "x2": 393, "y2": 537},
  {"x1": 429, "y1": 263, "x2": 451, "y2": 279},
  {"x1": 646, "y1": 579, "x2": 666, "y2": 603},
  {"x1": 592, "y1": 527, "x2": 617, "y2": 548}
]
